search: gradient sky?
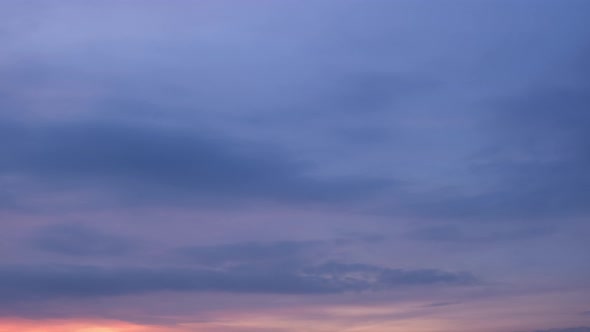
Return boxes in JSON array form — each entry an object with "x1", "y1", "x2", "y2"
[{"x1": 1, "y1": 1, "x2": 590, "y2": 331}]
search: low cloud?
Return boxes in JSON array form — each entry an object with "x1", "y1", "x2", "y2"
[
  {"x1": 31, "y1": 223, "x2": 132, "y2": 257},
  {"x1": 175, "y1": 240, "x2": 317, "y2": 266},
  {"x1": 0, "y1": 262, "x2": 478, "y2": 301},
  {"x1": 409, "y1": 225, "x2": 553, "y2": 244},
  {"x1": 524, "y1": 328, "x2": 590, "y2": 332}
]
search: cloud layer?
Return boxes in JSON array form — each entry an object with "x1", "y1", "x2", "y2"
[{"x1": 0, "y1": 1, "x2": 589, "y2": 331}]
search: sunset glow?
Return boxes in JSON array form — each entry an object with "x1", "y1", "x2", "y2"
[{"x1": 0, "y1": 319, "x2": 164, "y2": 332}]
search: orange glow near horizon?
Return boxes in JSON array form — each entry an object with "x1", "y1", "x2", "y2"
[
  {"x1": 2, "y1": 292, "x2": 587, "y2": 332},
  {"x1": 177, "y1": 303, "x2": 457, "y2": 332},
  {"x1": 0, "y1": 319, "x2": 172, "y2": 332},
  {"x1": 0, "y1": 316, "x2": 434, "y2": 332}
]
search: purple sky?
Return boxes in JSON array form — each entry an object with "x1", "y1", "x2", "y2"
[{"x1": 1, "y1": 1, "x2": 589, "y2": 331}]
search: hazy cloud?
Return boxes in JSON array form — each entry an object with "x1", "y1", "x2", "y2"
[
  {"x1": 524, "y1": 328, "x2": 590, "y2": 332},
  {"x1": 0, "y1": 119, "x2": 391, "y2": 207},
  {"x1": 410, "y1": 225, "x2": 553, "y2": 244},
  {"x1": 0, "y1": 263, "x2": 478, "y2": 301},
  {"x1": 31, "y1": 223, "x2": 132, "y2": 257},
  {"x1": 175, "y1": 240, "x2": 317, "y2": 266}
]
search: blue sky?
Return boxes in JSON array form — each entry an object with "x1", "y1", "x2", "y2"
[{"x1": 0, "y1": 1, "x2": 589, "y2": 331}]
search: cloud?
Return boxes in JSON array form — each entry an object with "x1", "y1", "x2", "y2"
[
  {"x1": 305, "y1": 262, "x2": 477, "y2": 288},
  {"x1": 379, "y1": 268, "x2": 476, "y2": 286},
  {"x1": 312, "y1": 71, "x2": 439, "y2": 115},
  {"x1": 409, "y1": 225, "x2": 553, "y2": 244},
  {"x1": 31, "y1": 223, "x2": 132, "y2": 257},
  {"x1": 398, "y1": 48, "x2": 590, "y2": 222},
  {"x1": 0, "y1": 262, "x2": 478, "y2": 302},
  {"x1": 0, "y1": 119, "x2": 391, "y2": 207},
  {"x1": 175, "y1": 240, "x2": 317, "y2": 266},
  {"x1": 487, "y1": 48, "x2": 590, "y2": 216},
  {"x1": 174, "y1": 241, "x2": 478, "y2": 291},
  {"x1": 474, "y1": 69, "x2": 590, "y2": 219},
  {"x1": 422, "y1": 301, "x2": 459, "y2": 308},
  {"x1": 524, "y1": 328, "x2": 590, "y2": 332}
]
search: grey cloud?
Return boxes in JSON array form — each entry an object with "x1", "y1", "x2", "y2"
[
  {"x1": 401, "y1": 49, "x2": 590, "y2": 221},
  {"x1": 0, "y1": 263, "x2": 478, "y2": 301},
  {"x1": 0, "y1": 120, "x2": 391, "y2": 207},
  {"x1": 410, "y1": 225, "x2": 553, "y2": 244},
  {"x1": 474, "y1": 70, "x2": 590, "y2": 219},
  {"x1": 422, "y1": 301, "x2": 459, "y2": 308},
  {"x1": 317, "y1": 71, "x2": 439, "y2": 114},
  {"x1": 303, "y1": 262, "x2": 382, "y2": 274},
  {"x1": 175, "y1": 240, "x2": 317, "y2": 266},
  {"x1": 524, "y1": 328, "x2": 590, "y2": 332},
  {"x1": 175, "y1": 236, "x2": 390, "y2": 269},
  {"x1": 303, "y1": 262, "x2": 477, "y2": 289},
  {"x1": 31, "y1": 223, "x2": 132, "y2": 257},
  {"x1": 379, "y1": 268, "x2": 476, "y2": 286}
]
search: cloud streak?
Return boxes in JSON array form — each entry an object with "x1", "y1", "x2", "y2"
[
  {"x1": 0, "y1": 119, "x2": 391, "y2": 207},
  {"x1": 0, "y1": 263, "x2": 478, "y2": 301}
]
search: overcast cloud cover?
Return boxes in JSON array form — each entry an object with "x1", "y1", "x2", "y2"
[{"x1": 0, "y1": 1, "x2": 589, "y2": 331}]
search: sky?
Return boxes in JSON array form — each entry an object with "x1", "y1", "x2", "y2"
[{"x1": 0, "y1": 0, "x2": 589, "y2": 331}]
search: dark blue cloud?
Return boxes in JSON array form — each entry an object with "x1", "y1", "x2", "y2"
[
  {"x1": 409, "y1": 225, "x2": 553, "y2": 244},
  {"x1": 422, "y1": 301, "x2": 459, "y2": 308},
  {"x1": 0, "y1": 263, "x2": 478, "y2": 301},
  {"x1": 174, "y1": 241, "x2": 478, "y2": 291},
  {"x1": 379, "y1": 268, "x2": 476, "y2": 286},
  {"x1": 525, "y1": 328, "x2": 590, "y2": 332},
  {"x1": 397, "y1": 49, "x2": 590, "y2": 222},
  {"x1": 175, "y1": 240, "x2": 317, "y2": 266},
  {"x1": 471, "y1": 56, "x2": 590, "y2": 219},
  {"x1": 303, "y1": 262, "x2": 478, "y2": 290},
  {"x1": 0, "y1": 119, "x2": 392, "y2": 207},
  {"x1": 313, "y1": 71, "x2": 439, "y2": 115},
  {"x1": 31, "y1": 223, "x2": 132, "y2": 257}
]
